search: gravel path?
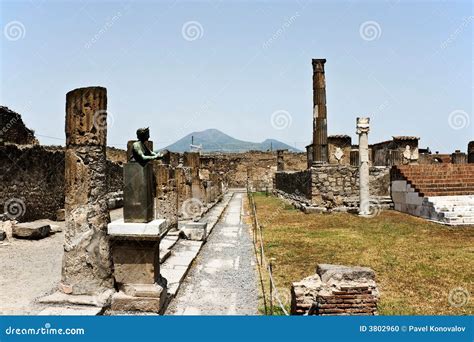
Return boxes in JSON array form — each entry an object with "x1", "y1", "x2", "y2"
[{"x1": 167, "y1": 192, "x2": 259, "y2": 315}]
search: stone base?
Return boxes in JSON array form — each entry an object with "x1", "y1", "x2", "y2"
[
  {"x1": 38, "y1": 306, "x2": 104, "y2": 316},
  {"x1": 37, "y1": 289, "x2": 114, "y2": 308},
  {"x1": 111, "y1": 287, "x2": 167, "y2": 313}
]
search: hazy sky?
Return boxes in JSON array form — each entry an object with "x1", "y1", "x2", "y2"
[{"x1": 1, "y1": 0, "x2": 472, "y2": 152}]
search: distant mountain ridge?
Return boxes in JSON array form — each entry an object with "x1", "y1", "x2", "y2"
[{"x1": 164, "y1": 128, "x2": 301, "y2": 153}]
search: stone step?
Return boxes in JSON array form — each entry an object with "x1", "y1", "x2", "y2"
[{"x1": 160, "y1": 240, "x2": 204, "y2": 297}]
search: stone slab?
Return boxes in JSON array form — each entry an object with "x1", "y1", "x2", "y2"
[
  {"x1": 38, "y1": 306, "x2": 104, "y2": 316},
  {"x1": 108, "y1": 219, "x2": 166, "y2": 238},
  {"x1": 37, "y1": 289, "x2": 114, "y2": 307},
  {"x1": 120, "y1": 283, "x2": 165, "y2": 298},
  {"x1": 111, "y1": 290, "x2": 166, "y2": 313},
  {"x1": 316, "y1": 264, "x2": 375, "y2": 283},
  {"x1": 12, "y1": 222, "x2": 51, "y2": 240}
]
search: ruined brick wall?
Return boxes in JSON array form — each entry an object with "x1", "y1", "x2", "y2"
[
  {"x1": 0, "y1": 144, "x2": 123, "y2": 222},
  {"x1": 0, "y1": 106, "x2": 38, "y2": 145},
  {"x1": 202, "y1": 151, "x2": 307, "y2": 189}
]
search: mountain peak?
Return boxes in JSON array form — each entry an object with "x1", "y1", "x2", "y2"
[{"x1": 165, "y1": 128, "x2": 301, "y2": 153}]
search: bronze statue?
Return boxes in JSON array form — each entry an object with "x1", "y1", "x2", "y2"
[{"x1": 130, "y1": 127, "x2": 168, "y2": 166}]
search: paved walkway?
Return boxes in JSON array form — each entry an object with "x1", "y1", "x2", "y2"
[{"x1": 167, "y1": 191, "x2": 258, "y2": 315}]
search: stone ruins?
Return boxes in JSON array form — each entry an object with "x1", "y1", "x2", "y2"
[
  {"x1": 274, "y1": 59, "x2": 474, "y2": 223},
  {"x1": 0, "y1": 57, "x2": 472, "y2": 316}
]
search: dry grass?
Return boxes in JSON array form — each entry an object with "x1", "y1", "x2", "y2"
[{"x1": 251, "y1": 192, "x2": 474, "y2": 315}]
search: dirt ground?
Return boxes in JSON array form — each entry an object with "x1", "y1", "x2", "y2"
[{"x1": 0, "y1": 209, "x2": 123, "y2": 315}]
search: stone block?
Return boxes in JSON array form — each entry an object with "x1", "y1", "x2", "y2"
[
  {"x1": 56, "y1": 209, "x2": 65, "y2": 221},
  {"x1": 110, "y1": 239, "x2": 160, "y2": 285},
  {"x1": 38, "y1": 306, "x2": 103, "y2": 316},
  {"x1": 180, "y1": 222, "x2": 207, "y2": 241},
  {"x1": 111, "y1": 290, "x2": 166, "y2": 313},
  {"x1": 123, "y1": 163, "x2": 154, "y2": 223},
  {"x1": 12, "y1": 222, "x2": 51, "y2": 240},
  {"x1": 317, "y1": 264, "x2": 375, "y2": 283},
  {"x1": 120, "y1": 283, "x2": 164, "y2": 298},
  {"x1": 391, "y1": 191, "x2": 406, "y2": 204},
  {"x1": 107, "y1": 219, "x2": 166, "y2": 238},
  {"x1": 38, "y1": 289, "x2": 114, "y2": 307}
]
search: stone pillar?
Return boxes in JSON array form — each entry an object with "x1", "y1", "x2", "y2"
[
  {"x1": 312, "y1": 59, "x2": 328, "y2": 166},
  {"x1": 468, "y1": 141, "x2": 474, "y2": 163},
  {"x1": 62, "y1": 86, "x2": 113, "y2": 295},
  {"x1": 154, "y1": 163, "x2": 178, "y2": 228},
  {"x1": 451, "y1": 150, "x2": 467, "y2": 164},
  {"x1": 184, "y1": 152, "x2": 204, "y2": 203},
  {"x1": 356, "y1": 117, "x2": 370, "y2": 217},
  {"x1": 277, "y1": 149, "x2": 285, "y2": 171}
]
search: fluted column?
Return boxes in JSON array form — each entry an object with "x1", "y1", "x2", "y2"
[
  {"x1": 61, "y1": 86, "x2": 113, "y2": 295},
  {"x1": 357, "y1": 117, "x2": 371, "y2": 217},
  {"x1": 312, "y1": 59, "x2": 328, "y2": 166}
]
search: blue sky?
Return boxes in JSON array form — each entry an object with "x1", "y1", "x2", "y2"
[{"x1": 1, "y1": 0, "x2": 472, "y2": 152}]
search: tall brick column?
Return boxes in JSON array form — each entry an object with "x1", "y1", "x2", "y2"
[
  {"x1": 312, "y1": 59, "x2": 328, "y2": 166},
  {"x1": 61, "y1": 87, "x2": 113, "y2": 295}
]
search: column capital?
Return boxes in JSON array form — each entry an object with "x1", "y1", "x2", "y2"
[
  {"x1": 356, "y1": 117, "x2": 370, "y2": 134},
  {"x1": 312, "y1": 59, "x2": 327, "y2": 72}
]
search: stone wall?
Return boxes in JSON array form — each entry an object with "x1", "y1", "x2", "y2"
[
  {"x1": 201, "y1": 151, "x2": 307, "y2": 190},
  {"x1": 275, "y1": 165, "x2": 390, "y2": 209},
  {"x1": 0, "y1": 106, "x2": 38, "y2": 145},
  {"x1": 311, "y1": 165, "x2": 390, "y2": 207},
  {"x1": 0, "y1": 144, "x2": 123, "y2": 222}
]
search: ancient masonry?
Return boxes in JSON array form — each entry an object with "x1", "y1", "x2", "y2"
[
  {"x1": 291, "y1": 264, "x2": 379, "y2": 315},
  {"x1": 61, "y1": 86, "x2": 114, "y2": 295},
  {"x1": 274, "y1": 59, "x2": 473, "y2": 218}
]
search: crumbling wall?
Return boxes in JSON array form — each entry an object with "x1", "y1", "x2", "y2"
[
  {"x1": 0, "y1": 144, "x2": 123, "y2": 222},
  {"x1": 0, "y1": 106, "x2": 38, "y2": 145},
  {"x1": 202, "y1": 151, "x2": 307, "y2": 189},
  {"x1": 274, "y1": 170, "x2": 312, "y2": 200}
]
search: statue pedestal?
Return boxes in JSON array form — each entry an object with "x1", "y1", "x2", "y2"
[
  {"x1": 123, "y1": 163, "x2": 154, "y2": 223},
  {"x1": 107, "y1": 219, "x2": 168, "y2": 313}
]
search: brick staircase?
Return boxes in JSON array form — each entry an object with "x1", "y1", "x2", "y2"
[{"x1": 391, "y1": 164, "x2": 474, "y2": 225}]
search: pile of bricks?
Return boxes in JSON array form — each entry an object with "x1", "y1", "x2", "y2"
[
  {"x1": 316, "y1": 285, "x2": 378, "y2": 315},
  {"x1": 291, "y1": 264, "x2": 379, "y2": 315}
]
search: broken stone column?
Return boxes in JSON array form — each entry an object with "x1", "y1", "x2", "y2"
[
  {"x1": 184, "y1": 151, "x2": 205, "y2": 204},
  {"x1": 451, "y1": 150, "x2": 467, "y2": 164},
  {"x1": 277, "y1": 149, "x2": 285, "y2": 171},
  {"x1": 312, "y1": 59, "x2": 328, "y2": 166},
  {"x1": 61, "y1": 86, "x2": 113, "y2": 295},
  {"x1": 357, "y1": 117, "x2": 371, "y2": 217},
  {"x1": 467, "y1": 142, "x2": 474, "y2": 163}
]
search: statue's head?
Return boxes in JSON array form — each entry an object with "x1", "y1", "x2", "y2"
[{"x1": 136, "y1": 127, "x2": 150, "y2": 142}]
